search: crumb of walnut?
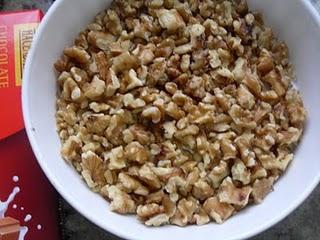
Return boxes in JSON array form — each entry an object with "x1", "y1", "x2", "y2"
[{"x1": 56, "y1": 0, "x2": 306, "y2": 227}]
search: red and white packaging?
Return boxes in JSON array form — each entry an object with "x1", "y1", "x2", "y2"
[{"x1": 0, "y1": 10, "x2": 61, "y2": 240}]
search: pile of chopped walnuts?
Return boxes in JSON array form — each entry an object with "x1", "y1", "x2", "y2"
[{"x1": 55, "y1": 0, "x2": 306, "y2": 226}]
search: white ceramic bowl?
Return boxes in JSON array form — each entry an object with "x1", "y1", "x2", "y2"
[{"x1": 22, "y1": 0, "x2": 320, "y2": 239}]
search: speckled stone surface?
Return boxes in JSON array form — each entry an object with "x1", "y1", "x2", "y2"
[{"x1": 1, "y1": 0, "x2": 319, "y2": 239}]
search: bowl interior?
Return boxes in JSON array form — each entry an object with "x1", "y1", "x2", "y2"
[{"x1": 22, "y1": 0, "x2": 320, "y2": 239}]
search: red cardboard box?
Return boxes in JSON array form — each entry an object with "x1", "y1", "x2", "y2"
[{"x1": 0, "y1": 10, "x2": 61, "y2": 240}]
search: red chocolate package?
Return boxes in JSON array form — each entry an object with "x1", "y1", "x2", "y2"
[
  {"x1": 0, "y1": 10, "x2": 61, "y2": 240},
  {"x1": 0, "y1": 10, "x2": 43, "y2": 140}
]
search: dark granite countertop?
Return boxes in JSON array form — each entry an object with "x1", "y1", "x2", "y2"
[{"x1": 2, "y1": 0, "x2": 319, "y2": 239}]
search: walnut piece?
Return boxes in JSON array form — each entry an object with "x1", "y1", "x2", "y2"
[
  {"x1": 218, "y1": 177, "x2": 252, "y2": 207},
  {"x1": 203, "y1": 197, "x2": 234, "y2": 224},
  {"x1": 103, "y1": 185, "x2": 136, "y2": 214}
]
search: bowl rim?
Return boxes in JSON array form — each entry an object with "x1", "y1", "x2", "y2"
[{"x1": 22, "y1": 0, "x2": 320, "y2": 239}]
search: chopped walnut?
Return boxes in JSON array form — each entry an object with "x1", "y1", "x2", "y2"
[
  {"x1": 231, "y1": 159, "x2": 251, "y2": 185},
  {"x1": 104, "y1": 185, "x2": 136, "y2": 214},
  {"x1": 104, "y1": 9, "x2": 122, "y2": 35},
  {"x1": 83, "y1": 115, "x2": 108, "y2": 137},
  {"x1": 105, "y1": 146, "x2": 126, "y2": 170},
  {"x1": 83, "y1": 75, "x2": 106, "y2": 100},
  {"x1": 220, "y1": 138, "x2": 237, "y2": 160},
  {"x1": 235, "y1": 134, "x2": 256, "y2": 167},
  {"x1": 111, "y1": 51, "x2": 139, "y2": 74},
  {"x1": 171, "y1": 198, "x2": 197, "y2": 226},
  {"x1": 118, "y1": 173, "x2": 149, "y2": 196},
  {"x1": 285, "y1": 89, "x2": 306, "y2": 128},
  {"x1": 252, "y1": 177, "x2": 274, "y2": 203},
  {"x1": 237, "y1": 84, "x2": 255, "y2": 109},
  {"x1": 180, "y1": 54, "x2": 191, "y2": 72},
  {"x1": 203, "y1": 197, "x2": 234, "y2": 224},
  {"x1": 192, "y1": 180, "x2": 214, "y2": 200},
  {"x1": 125, "y1": 141, "x2": 149, "y2": 164},
  {"x1": 60, "y1": 77, "x2": 79, "y2": 101},
  {"x1": 145, "y1": 213, "x2": 169, "y2": 226},
  {"x1": 137, "y1": 203, "x2": 163, "y2": 219},
  {"x1": 123, "y1": 93, "x2": 146, "y2": 109},
  {"x1": 142, "y1": 106, "x2": 162, "y2": 123},
  {"x1": 208, "y1": 49, "x2": 222, "y2": 69},
  {"x1": 192, "y1": 207, "x2": 210, "y2": 225},
  {"x1": 126, "y1": 69, "x2": 144, "y2": 91},
  {"x1": 156, "y1": 9, "x2": 185, "y2": 31},
  {"x1": 229, "y1": 104, "x2": 257, "y2": 129},
  {"x1": 70, "y1": 67, "x2": 89, "y2": 83},
  {"x1": 139, "y1": 164, "x2": 162, "y2": 189},
  {"x1": 162, "y1": 194, "x2": 176, "y2": 217},
  {"x1": 87, "y1": 31, "x2": 115, "y2": 51},
  {"x1": 61, "y1": 135, "x2": 82, "y2": 162},
  {"x1": 257, "y1": 49, "x2": 274, "y2": 75},
  {"x1": 56, "y1": 0, "x2": 306, "y2": 227},
  {"x1": 81, "y1": 150, "x2": 106, "y2": 187},
  {"x1": 64, "y1": 46, "x2": 90, "y2": 64},
  {"x1": 105, "y1": 68, "x2": 120, "y2": 97},
  {"x1": 218, "y1": 177, "x2": 252, "y2": 207},
  {"x1": 257, "y1": 152, "x2": 293, "y2": 171},
  {"x1": 208, "y1": 161, "x2": 230, "y2": 188}
]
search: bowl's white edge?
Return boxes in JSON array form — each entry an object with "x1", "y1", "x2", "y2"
[{"x1": 21, "y1": 0, "x2": 320, "y2": 239}]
